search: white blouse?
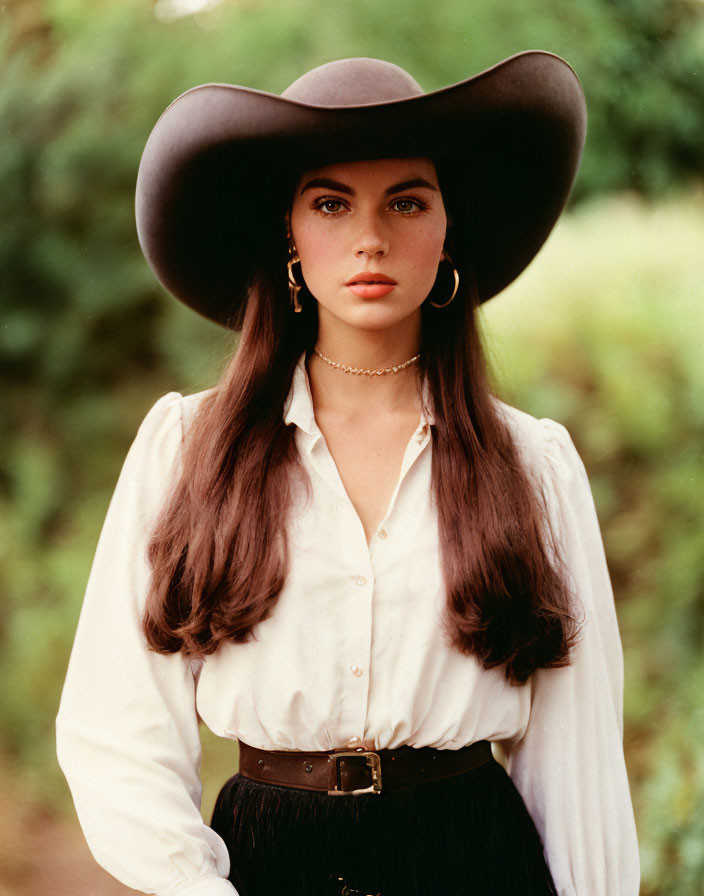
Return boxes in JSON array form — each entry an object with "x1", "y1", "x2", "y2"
[{"x1": 56, "y1": 351, "x2": 640, "y2": 896}]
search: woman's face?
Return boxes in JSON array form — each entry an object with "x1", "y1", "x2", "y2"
[{"x1": 288, "y1": 157, "x2": 447, "y2": 336}]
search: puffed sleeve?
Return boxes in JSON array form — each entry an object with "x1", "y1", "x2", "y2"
[
  {"x1": 502, "y1": 418, "x2": 640, "y2": 895},
  {"x1": 56, "y1": 393, "x2": 238, "y2": 896}
]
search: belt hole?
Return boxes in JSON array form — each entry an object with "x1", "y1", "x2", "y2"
[{"x1": 304, "y1": 762, "x2": 313, "y2": 773}]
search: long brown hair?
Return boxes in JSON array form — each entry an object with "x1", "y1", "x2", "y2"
[{"x1": 142, "y1": 223, "x2": 580, "y2": 683}]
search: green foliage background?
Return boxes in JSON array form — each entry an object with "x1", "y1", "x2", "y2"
[{"x1": 1, "y1": 1, "x2": 703, "y2": 893}]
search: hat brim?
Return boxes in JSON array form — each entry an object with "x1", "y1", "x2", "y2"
[{"x1": 136, "y1": 51, "x2": 586, "y2": 327}]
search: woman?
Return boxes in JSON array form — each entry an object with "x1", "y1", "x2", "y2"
[{"x1": 56, "y1": 54, "x2": 640, "y2": 895}]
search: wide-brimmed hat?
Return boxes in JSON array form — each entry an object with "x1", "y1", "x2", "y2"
[{"x1": 136, "y1": 52, "x2": 586, "y2": 328}]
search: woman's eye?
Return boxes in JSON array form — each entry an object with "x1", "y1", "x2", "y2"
[
  {"x1": 314, "y1": 197, "x2": 346, "y2": 215},
  {"x1": 390, "y1": 197, "x2": 425, "y2": 214}
]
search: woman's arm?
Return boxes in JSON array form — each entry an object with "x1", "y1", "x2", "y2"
[
  {"x1": 502, "y1": 418, "x2": 640, "y2": 896},
  {"x1": 56, "y1": 393, "x2": 237, "y2": 896}
]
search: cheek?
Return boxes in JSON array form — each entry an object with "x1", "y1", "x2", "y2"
[
  {"x1": 401, "y1": 226, "x2": 446, "y2": 286},
  {"x1": 290, "y1": 217, "x2": 335, "y2": 288}
]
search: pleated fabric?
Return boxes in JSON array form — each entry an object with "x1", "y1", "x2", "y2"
[{"x1": 210, "y1": 754, "x2": 557, "y2": 896}]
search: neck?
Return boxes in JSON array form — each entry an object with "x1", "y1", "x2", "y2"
[{"x1": 307, "y1": 310, "x2": 423, "y2": 415}]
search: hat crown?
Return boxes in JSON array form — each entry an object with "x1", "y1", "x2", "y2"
[{"x1": 281, "y1": 57, "x2": 424, "y2": 108}]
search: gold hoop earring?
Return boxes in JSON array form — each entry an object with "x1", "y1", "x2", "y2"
[
  {"x1": 429, "y1": 251, "x2": 459, "y2": 308},
  {"x1": 287, "y1": 240, "x2": 304, "y2": 313}
]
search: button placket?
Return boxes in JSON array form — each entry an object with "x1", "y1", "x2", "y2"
[
  {"x1": 349, "y1": 574, "x2": 370, "y2": 683},
  {"x1": 374, "y1": 418, "x2": 431, "y2": 540},
  {"x1": 339, "y1": 530, "x2": 373, "y2": 747}
]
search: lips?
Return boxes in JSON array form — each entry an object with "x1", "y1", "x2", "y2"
[{"x1": 346, "y1": 271, "x2": 397, "y2": 286}]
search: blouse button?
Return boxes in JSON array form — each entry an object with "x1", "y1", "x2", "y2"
[
  {"x1": 355, "y1": 575, "x2": 367, "y2": 586},
  {"x1": 350, "y1": 664, "x2": 363, "y2": 677},
  {"x1": 416, "y1": 422, "x2": 429, "y2": 443},
  {"x1": 378, "y1": 528, "x2": 388, "y2": 539}
]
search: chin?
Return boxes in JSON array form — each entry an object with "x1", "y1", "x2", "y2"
[
  {"x1": 347, "y1": 313, "x2": 412, "y2": 333},
  {"x1": 339, "y1": 303, "x2": 422, "y2": 331}
]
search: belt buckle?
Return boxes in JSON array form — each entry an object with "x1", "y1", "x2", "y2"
[{"x1": 327, "y1": 750, "x2": 382, "y2": 795}]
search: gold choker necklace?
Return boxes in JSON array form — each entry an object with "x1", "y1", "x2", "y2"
[{"x1": 313, "y1": 347, "x2": 421, "y2": 376}]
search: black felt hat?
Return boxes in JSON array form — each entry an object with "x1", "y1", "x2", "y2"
[{"x1": 135, "y1": 52, "x2": 586, "y2": 328}]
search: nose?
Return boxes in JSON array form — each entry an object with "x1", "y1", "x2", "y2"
[{"x1": 354, "y1": 210, "x2": 390, "y2": 259}]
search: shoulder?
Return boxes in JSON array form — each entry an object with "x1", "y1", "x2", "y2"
[
  {"x1": 125, "y1": 387, "x2": 215, "y2": 483},
  {"x1": 179, "y1": 387, "x2": 216, "y2": 433},
  {"x1": 135, "y1": 388, "x2": 215, "y2": 441},
  {"x1": 491, "y1": 396, "x2": 586, "y2": 491}
]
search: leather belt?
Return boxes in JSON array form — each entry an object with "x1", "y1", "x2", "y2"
[{"x1": 238, "y1": 739, "x2": 493, "y2": 796}]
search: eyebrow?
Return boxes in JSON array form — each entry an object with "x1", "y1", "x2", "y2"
[{"x1": 299, "y1": 176, "x2": 438, "y2": 196}]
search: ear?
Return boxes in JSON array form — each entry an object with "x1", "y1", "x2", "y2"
[{"x1": 284, "y1": 210, "x2": 292, "y2": 240}]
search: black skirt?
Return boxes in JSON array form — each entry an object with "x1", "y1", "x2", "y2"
[{"x1": 210, "y1": 752, "x2": 557, "y2": 896}]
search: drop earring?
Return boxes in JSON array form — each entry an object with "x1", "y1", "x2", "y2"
[{"x1": 287, "y1": 234, "x2": 303, "y2": 313}]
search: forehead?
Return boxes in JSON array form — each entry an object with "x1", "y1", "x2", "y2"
[{"x1": 294, "y1": 157, "x2": 439, "y2": 192}]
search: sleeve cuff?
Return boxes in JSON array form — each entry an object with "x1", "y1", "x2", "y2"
[{"x1": 169, "y1": 876, "x2": 239, "y2": 896}]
